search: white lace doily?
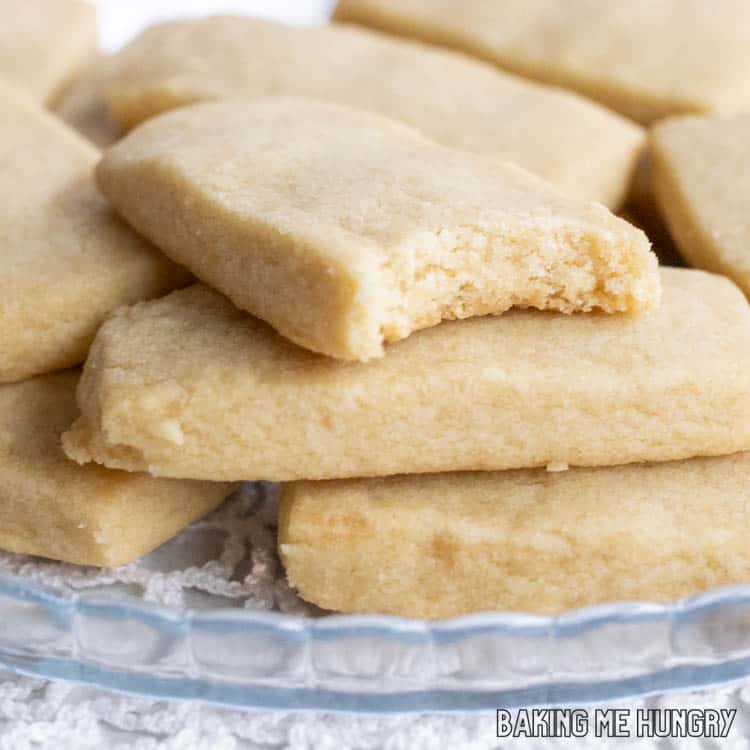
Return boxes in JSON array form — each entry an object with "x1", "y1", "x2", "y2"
[
  {"x1": 1, "y1": 669, "x2": 750, "y2": 749},
  {"x1": 0, "y1": 483, "x2": 318, "y2": 617}
]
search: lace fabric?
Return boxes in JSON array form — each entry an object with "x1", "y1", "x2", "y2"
[
  {"x1": 1, "y1": 668, "x2": 749, "y2": 749},
  {"x1": 0, "y1": 483, "x2": 317, "y2": 617}
]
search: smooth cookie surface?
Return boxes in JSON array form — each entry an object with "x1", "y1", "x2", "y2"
[
  {"x1": 0, "y1": 372, "x2": 233, "y2": 567},
  {"x1": 652, "y1": 114, "x2": 750, "y2": 297},
  {"x1": 280, "y1": 452, "x2": 750, "y2": 617},
  {"x1": 63, "y1": 269, "x2": 750, "y2": 482},
  {"x1": 0, "y1": 0, "x2": 96, "y2": 102},
  {"x1": 0, "y1": 85, "x2": 188, "y2": 384},
  {"x1": 98, "y1": 15, "x2": 643, "y2": 207},
  {"x1": 335, "y1": 0, "x2": 750, "y2": 124},
  {"x1": 97, "y1": 97, "x2": 656, "y2": 361}
]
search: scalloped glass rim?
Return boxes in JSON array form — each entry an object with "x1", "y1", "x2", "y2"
[{"x1": 3, "y1": 573, "x2": 750, "y2": 712}]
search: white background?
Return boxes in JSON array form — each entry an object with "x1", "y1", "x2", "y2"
[{"x1": 96, "y1": 0, "x2": 335, "y2": 51}]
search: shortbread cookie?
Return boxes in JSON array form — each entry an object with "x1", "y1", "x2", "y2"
[
  {"x1": 335, "y1": 0, "x2": 750, "y2": 124},
  {"x1": 279, "y1": 452, "x2": 750, "y2": 617},
  {"x1": 651, "y1": 114, "x2": 750, "y2": 296},
  {"x1": 97, "y1": 97, "x2": 656, "y2": 361},
  {"x1": 619, "y1": 207, "x2": 684, "y2": 269},
  {"x1": 63, "y1": 269, "x2": 750, "y2": 482},
  {"x1": 0, "y1": 0, "x2": 96, "y2": 103},
  {"x1": 54, "y1": 59, "x2": 123, "y2": 147},
  {"x1": 0, "y1": 372, "x2": 232, "y2": 567},
  {"x1": 97, "y1": 15, "x2": 643, "y2": 207},
  {"x1": 0, "y1": 85, "x2": 188, "y2": 384}
]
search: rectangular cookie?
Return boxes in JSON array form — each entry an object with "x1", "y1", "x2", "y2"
[
  {"x1": 279, "y1": 452, "x2": 750, "y2": 617},
  {"x1": 334, "y1": 0, "x2": 750, "y2": 124},
  {"x1": 0, "y1": 372, "x2": 233, "y2": 567},
  {"x1": 651, "y1": 114, "x2": 750, "y2": 297},
  {"x1": 0, "y1": 84, "x2": 189, "y2": 384},
  {"x1": 63, "y1": 268, "x2": 750, "y2": 482},
  {"x1": 98, "y1": 15, "x2": 643, "y2": 208},
  {"x1": 0, "y1": 0, "x2": 97, "y2": 103},
  {"x1": 96, "y1": 97, "x2": 656, "y2": 361}
]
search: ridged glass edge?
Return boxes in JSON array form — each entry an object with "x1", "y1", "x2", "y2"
[{"x1": 3, "y1": 573, "x2": 750, "y2": 712}]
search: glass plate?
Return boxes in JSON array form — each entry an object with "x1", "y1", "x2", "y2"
[{"x1": 4, "y1": 572, "x2": 750, "y2": 712}]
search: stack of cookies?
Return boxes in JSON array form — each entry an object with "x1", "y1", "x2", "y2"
[
  {"x1": 60, "y1": 92, "x2": 750, "y2": 618},
  {"x1": 4, "y1": 0, "x2": 750, "y2": 619},
  {"x1": 0, "y1": 6, "x2": 233, "y2": 567}
]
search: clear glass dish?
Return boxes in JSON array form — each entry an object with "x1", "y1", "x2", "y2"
[{"x1": 4, "y1": 569, "x2": 750, "y2": 712}]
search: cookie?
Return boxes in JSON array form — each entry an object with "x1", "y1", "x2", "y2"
[
  {"x1": 0, "y1": 85, "x2": 188, "y2": 384},
  {"x1": 0, "y1": 372, "x2": 233, "y2": 567},
  {"x1": 97, "y1": 97, "x2": 657, "y2": 361},
  {"x1": 63, "y1": 269, "x2": 750, "y2": 482},
  {"x1": 279, "y1": 452, "x2": 750, "y2": 617},
  {"x1": 0, "y1": 0, "x2": 96, "y2": 103},
  {"x1": 651, "y1": 114, "x2": 750, "y2": 296},
  {"x1": 54, "y1": 57, "x2": 123, "y2": 148},
  {"x1": 97, "y1": 15, "x2": 643, "y2": 207},
  {"x1": 335, "y1": 0, "x2": 750, "y2": 124}
]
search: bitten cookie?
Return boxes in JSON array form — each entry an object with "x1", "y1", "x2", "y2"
[
  {"x1": 651, "y1": 114, "x2": 750, "y2": 297},
  {"x1": 0, "y1": 0, "x2": 96, "y2": 103},
  {"x1": 335, "y1": 0, "x2": 750, "y2": 124},
  {"x1": 279, "y1": 452, "x2": 750, "y2": 617},
  {"x1": 96, "y1": 15, "x2": 643, "y2": 207},
  {"x1": 0, "y1": 85, "x2": 189, "y2": 384},
  {"x1": 63, "y1": 269, "x2": 750, "y2": 482},
  {"x1": 97, "y1": 97, "x2": 656, "y2": 361},
  {"x1": 0, "y1": 372, "x2": 233, "y2": 567}
]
